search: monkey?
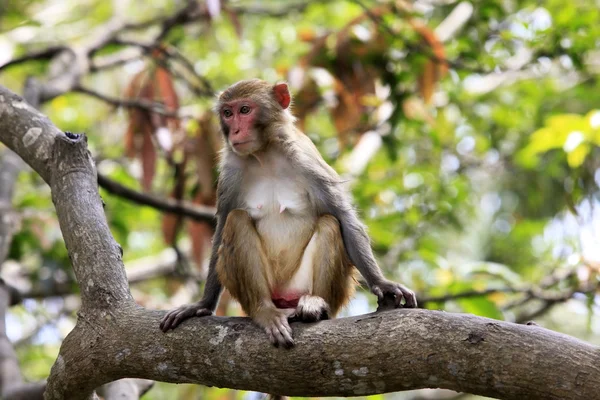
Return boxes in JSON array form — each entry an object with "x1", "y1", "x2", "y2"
[{"x1": 160, "y1": 79, "x2": 417, "y2": 348}]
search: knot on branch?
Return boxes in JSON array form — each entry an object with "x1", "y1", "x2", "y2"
[
  {"x1": 64, "y1": 131, "x2": 83, "y2": 141},
  {"x1": 50, "y1": 132, "x2": 95, "y2": 183}
]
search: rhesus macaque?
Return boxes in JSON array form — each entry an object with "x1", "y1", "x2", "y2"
[{"x1": 160, "y1": 79, "x2": 417, "y2": 347}]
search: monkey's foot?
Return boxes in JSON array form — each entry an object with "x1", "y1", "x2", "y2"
[
  {"x1": 372, "y1": 279, "x2": 418, "y2": 310},
  {"x1": 160, "y1": 302, "x2": 213, "y2": 332},
  {"x1": 291, "y1": 295, "x2": 330, "y2": 323},
  {"x1": 254, "y1": 306, "x2": 294, "y2": 348}
]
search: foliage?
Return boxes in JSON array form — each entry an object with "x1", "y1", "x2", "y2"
[{"x1": 1, "y1": 0, "x2": 599, "y2": 398}]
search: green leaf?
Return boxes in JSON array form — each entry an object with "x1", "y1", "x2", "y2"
[
  {"x1": 457, "y1": 297, "x2": 504, "y2": 320},
  {"x1": 566, "y1": 143, "x2": 590, "y2": 167}
]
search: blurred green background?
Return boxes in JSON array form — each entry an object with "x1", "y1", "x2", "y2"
[{"x1": 0, "y1": 0, "x2": 599, "y2": 398}]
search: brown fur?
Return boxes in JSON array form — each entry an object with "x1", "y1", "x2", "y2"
[
  {"x1": 160, "y1": 79, "x2": 417, "y2": 349},
  {"x1": 216, "y1": 209, "x2": 273, "y2": 317},
  {"x1": 216, "y1": 210, "x2": 356, "y2": 321},
  {"x1": 310, "y1": 215, "x2": 357, "y2": 315}
]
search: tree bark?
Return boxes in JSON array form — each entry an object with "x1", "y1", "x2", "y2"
[{"x1": 0, "y1": 84, "x2": 599, "y2": 400}]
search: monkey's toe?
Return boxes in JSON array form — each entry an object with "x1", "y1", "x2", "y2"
[
  {"x1": 160, "y1": 304, "x2": 212, "y2": 332},
  {"x1": 255, "y1": 307, "x2": 295, "y2": 348},
  {"x1": 294, "y1": 295, "x2": 330, "y2": 323}
]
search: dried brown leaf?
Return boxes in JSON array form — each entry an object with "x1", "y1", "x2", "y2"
[{"x1": 141, "y1": 129, "x2": 156, "y2": 192}]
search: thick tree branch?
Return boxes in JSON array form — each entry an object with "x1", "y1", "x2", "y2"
[
  {"x1": 2, "y1": 83, "x2": 600, "y2": 400},
  {"x1": 43, "y1": 306, "x2": 600, "y2": 400}
]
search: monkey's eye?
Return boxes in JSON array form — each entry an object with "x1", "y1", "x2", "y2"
[
  {"x1": 240, "y1": 105, "x2": 251, "y2": 114},
  {"x1": 223, "y1": 109, "x2": 233, "y2": 118}
]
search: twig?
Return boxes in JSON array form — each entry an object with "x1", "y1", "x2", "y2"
[
  {"x1": 110, "y1": 39, "x2": 214, "y2": 97},
  {"x1": 97, "y1": 173, "x2": 216, "y2": 225},
  {"x1": 420, "y1": 287, "x2": 522, "y2": 304},
  {"x1": 0, "y1": 46, "x2": 70, "y2": 72},
  {"x1": 74, "y1": 85, "x2": 183, "y2": 118},
  {"x1": 230, "y1": 1, "x2": 311, "y2": 17}
]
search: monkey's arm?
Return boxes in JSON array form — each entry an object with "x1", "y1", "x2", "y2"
[
  {"x1": 160, "y1": 167, "x2": 243, "y2": 331},
  {"x1": 159, "y1": 219, "x2": 225, "y2": 331},
  {"x1": 325, "y1": 196, "x2": 417, "y2": 308},
  {"x1": 197, "y1": 219, "x2": 226, "y2": 310},
  {"x1": 294, "y1": 134, "x2": 417, "y2": 308}
]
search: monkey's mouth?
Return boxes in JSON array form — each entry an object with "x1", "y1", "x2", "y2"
[{"x1": 232, "y1": 140, "x2": 254, "y2": 149}]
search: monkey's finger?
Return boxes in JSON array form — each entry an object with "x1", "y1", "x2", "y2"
[
  {"x1": 278, "y1": 316, "x2": 293, "y2": 335},
  {"x1": 372, "y1": 286, "x2": 384, "y2": 299},
  {"x1": 196, "y1": 308, "x2": 212, "y2": 317},
  {"x1": 271, "y1": 327, "x2": 287, "y2": 348},
  {"x1": 277, "y1": 321, "x2": 294, "y2": 347},
  {"x1": 393, "y1": 287, "x2": 404, "y2": 307},
  {"x1": 160, "y1": 312, "x2": 177, "y2": 331},
  {"x1": 403, "y1": 289, "x2": 418, "y2": 308},
  {"x1": 266, "y1": 329, "x2": 277, "y2": 347},
  {"x1": 279, "y1": 329, "x2": 294, "y2": 348}
]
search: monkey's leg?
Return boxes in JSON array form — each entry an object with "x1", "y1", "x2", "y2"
[
  {"x1": 293, "y1": 215, "x2": 356, "y2": 322},
  {"x1": 216, "y1": 209, "x2": 295, "y2": 348}
]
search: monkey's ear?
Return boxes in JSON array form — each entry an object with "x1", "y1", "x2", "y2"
[{"x1": 273, "y1": 83, "x2": 291, "y2": 109}]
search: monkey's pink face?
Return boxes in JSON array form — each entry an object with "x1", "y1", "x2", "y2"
[{"x1": 220, "y1": 99, "x2": 262, "y2": 155}]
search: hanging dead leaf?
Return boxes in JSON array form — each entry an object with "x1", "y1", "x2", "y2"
[
  {"x1": 154, "y1": 66, "x2": 180, "y2": 134},
  {"x1": 161, "y1": 157, "x2": 188, "y2": 245},
  {"x1": 331, "y1": 79, "x2": 364, "y2": 145},
  {"x1": 292, "y1": 77, "x2": 321, "y2": 131},
  {"x1": 185, "y1": 113, "x2": 220, "y2": 272},
  {"x1": 123, "y1": 62, "x2": 181, "y2": 191},
  {"x1": 141, "y1": 129, "x2": 157, "y2": 192},
  {"x1": 293, "y1": 4, "x2": 447, "y2": 140},
  {"x1": 223, "y1": 5, "x2": 243, "y2": 38},
  {"x1": 410, "y1": 20, "x2": 448, "y2": 103}
]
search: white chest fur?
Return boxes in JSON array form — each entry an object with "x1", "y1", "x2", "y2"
[
  {"x1": 241, "y1": 153, "x2": 312, "y2": 219},
  {"x1": 239, "y1": 152, "x2": 316, "y2": 271}
]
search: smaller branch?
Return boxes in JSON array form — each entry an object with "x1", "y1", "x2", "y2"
[
  {"x1": 155, "y1": 0, "x2": 204, "y2": 42},
  {"x1": 420, "y1": 287, "x2": 521, "y2": 305},
  {"x1": 110, "y1": 39, "x2": 214, "y2": 97},
  {"x1": 90, "y1": 49, "x2": 143, "y2": 71},
  {"x1": 515, "y1": 301, "x2": 559, "y2": 324},
  {"x1": 20, "y1": 246, "x2": 186, "y2": 300},
  {"x1": 98, "y1": 173, "x2": 216, "y2": 225},
  {"x1": 421, "y1": 267, "x2": 598, "y2": 324},
  {"x1": 230, "y1": 2, "x2": 310, "y2": 16},
  {"x1": 0, "y1": 46, "x2": 69, "y2": 72},
  {"x1": 73, "y1": 85, "x2": 183, "y2": 118}
]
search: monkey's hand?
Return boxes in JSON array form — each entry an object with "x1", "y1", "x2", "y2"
[
  {"x1": 254, "y1": 307, "x2": 294, "y2": 348},
  {"x1": 371, "y1": 279, "x2": 417, "y2": 310},
  {"x1": 160, "y1": 302, "x2": 213, "y2": 332}
]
